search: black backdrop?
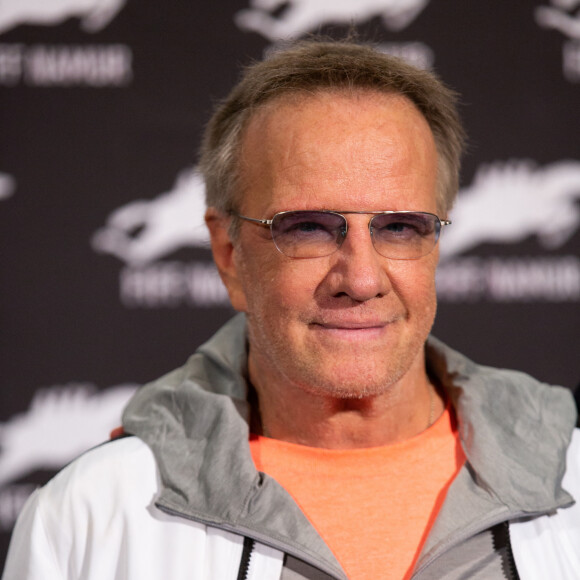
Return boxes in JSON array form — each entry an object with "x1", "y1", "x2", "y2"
[{"x1": 1, "y1": 0, "x2": 579, "y2": 567}]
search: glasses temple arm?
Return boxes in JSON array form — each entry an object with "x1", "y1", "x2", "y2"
[{"x1": 231, "y1": 213, "x2": 273, "y2": 226}]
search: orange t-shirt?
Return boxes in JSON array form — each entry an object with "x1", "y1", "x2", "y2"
[{"x1": 250, "y1": 406, "x2": 465, "y2": 580}]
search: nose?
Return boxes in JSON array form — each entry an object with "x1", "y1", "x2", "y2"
[{"x1": 324, "y1": 217, "x2": 392, "y2": 302}]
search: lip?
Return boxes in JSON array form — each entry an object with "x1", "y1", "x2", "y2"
[
  {"x1": 310, "y1": 314, "x2": 397, "y2": 329},
  {"x1": 309, "y1": 319, "x2": 394, "y2": 341},
  {"x1": 314, "y1": 322, "x2": 386, "y2": 330}
]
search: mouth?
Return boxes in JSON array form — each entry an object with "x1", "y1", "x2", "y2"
[
  {"x1": 309, "y1": 319, "x2": 394, "y2": 342},
  {"x1": 314, "y1": 321, "x2": 386, "y2": 329}
]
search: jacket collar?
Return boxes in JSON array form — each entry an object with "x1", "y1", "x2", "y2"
[
  {"x1": 426, "y1": 336, "x2": 575, "y2": 513},
  {"x1": 416, "y1": 337, "x2": 576, "y2": 571}
]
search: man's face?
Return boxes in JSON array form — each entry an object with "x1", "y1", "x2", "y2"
[{"x1": 221, "y1": 90, "x2": 440, "y2": 399}]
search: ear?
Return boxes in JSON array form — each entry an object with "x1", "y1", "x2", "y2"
[{"x1": 205, "y1": 208, "x2": 248, "y2": 312}]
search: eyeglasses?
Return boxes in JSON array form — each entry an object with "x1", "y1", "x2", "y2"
[{"x1": 232, "y1": 210, "x2": 451, "y2": 260}]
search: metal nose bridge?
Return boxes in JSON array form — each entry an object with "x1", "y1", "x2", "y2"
[
  {"x1": 333, "y1": 211, "x2": 383, "y2": 252},
  {"x1": 334, "y1": 212, "x2": 382, "y2": 255}
]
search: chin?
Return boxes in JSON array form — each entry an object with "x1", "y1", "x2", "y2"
[{"x1": 296, "y1": 364, "x2": 406, "y2": 400}]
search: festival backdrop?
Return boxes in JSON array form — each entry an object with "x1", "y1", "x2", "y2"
[{"x1": 1, "y1": 0, "x2": 579, "y2": 566}]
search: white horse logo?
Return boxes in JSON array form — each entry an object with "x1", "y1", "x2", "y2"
[
  {"x1": 440, "y1": 159, "x2": 580, "y2": 259},
  {"x1": 0, "y1": 0, "x2": 126, "y2": 35},
  {"x1": 536, "y1": 0, "x2": 580, "y2": 39},
  {"x1": 0, "y1": 384, "x2": 137, "y2": 486},
  {"x1": 235, "y1": 0, "x2": 430, "y2": 42},
  {"x1": 92, "y1": 167, "x2": 210, "y2": 266},
  {"x1": 0, "y1": 172, "x2": 15, "y2": 200}
]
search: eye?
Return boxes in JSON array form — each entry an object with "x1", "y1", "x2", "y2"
[
  {"x1": 274, "y1": 212, "x2": 343, "y2": 240},
  {"x1": 384, "y1": 221, "x2": 415, "y2": 234},
  {"x1": 293, "y1": 220, "x2": 327, "y2": 233},
  {"x1": 372, "y1": 213, "x2": 435, "y2": 240}
]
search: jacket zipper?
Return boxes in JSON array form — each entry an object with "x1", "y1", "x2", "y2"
[
  {"x1": 503, "y1": 521, "x2": 521, "y2": 580},
  {"x1": 236, "y1": 536, "x2": 255, "y2": 580},
  {"x1": 412, "y1": 510, "x2": 529, "y2": 578}
]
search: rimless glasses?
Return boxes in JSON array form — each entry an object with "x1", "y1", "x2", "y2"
[{"x1": 232, "y1": 210, "x2": 451, "y2": 260}]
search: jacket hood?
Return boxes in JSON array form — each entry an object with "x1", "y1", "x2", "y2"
[{"x1": 426, "y1": 336, "x2": 576, "y2": 512}]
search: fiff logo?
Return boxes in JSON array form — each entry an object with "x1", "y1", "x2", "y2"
[
  {"x1": 235, "y1": 0, "x2": 430, "y2": 42},
  {"x1": 0, "y1": 384, "x2": 137, "y2": 487},
  {"x1": 0, "y1": 0, "x2": 127, "y2": 35},
  {"x1": 440, "y1": 159, "x2": 580, "y2": 260},
  {"x1": 91, "y1": 168, "x2": 209, "y2": 267},
  {"x1": 536, "y1": 0, "x2": 580, "y2": 39},
  {"x1": 536, "y1": 0, "x2": 580, "y2": 82},
  {"x1": 0, "y1": 172, "x2": 15, "y2": 200}
]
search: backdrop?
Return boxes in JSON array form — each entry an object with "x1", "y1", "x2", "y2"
[{"x1": 1, "y1": 0, "x2": 579, "y2": 567}]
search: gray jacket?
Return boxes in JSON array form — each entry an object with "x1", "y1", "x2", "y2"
[{"x1": 123, "y1": 313, "x2": 578, "y2": 579}]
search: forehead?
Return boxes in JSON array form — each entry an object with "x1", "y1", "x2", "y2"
[{"x1": 237, "y1": 89, "x2": 438, "y2": 212}]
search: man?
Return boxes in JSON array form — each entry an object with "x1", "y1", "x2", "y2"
[{"x1": 4, "y1": 39, "x2": 579, "y2": 580}]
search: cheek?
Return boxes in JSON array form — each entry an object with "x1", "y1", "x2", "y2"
[
  {"x1": 246, "y1": 257, "x2": 324, "y2": 320},
  {"x1": 389, "y1": 258, "x2": 438, "y2": 313}
]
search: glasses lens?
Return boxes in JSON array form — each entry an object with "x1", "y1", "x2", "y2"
[
  {"x1": 370, "y1": 212, "x2": 440, "y2": 259},
  {"x1": 271, "y1": 211, "x2": 346, "y2": 258}
]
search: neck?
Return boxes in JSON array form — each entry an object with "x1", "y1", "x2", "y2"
[{"x1": 251, "y1": 360, "x2": 444, "y2": 449}]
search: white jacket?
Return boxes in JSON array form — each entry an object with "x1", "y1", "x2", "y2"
[{"x1": 5, "y1": 432, "x2": 580, "y2": 580}]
